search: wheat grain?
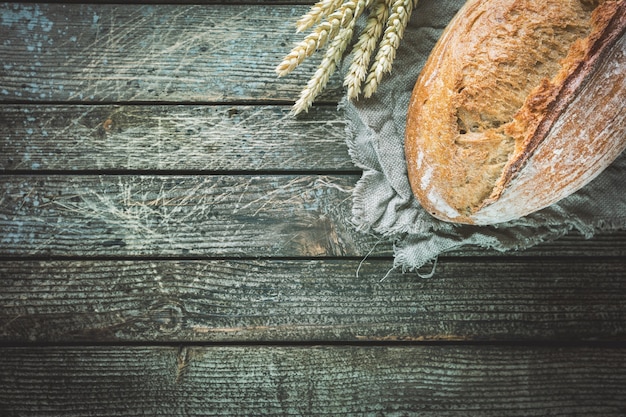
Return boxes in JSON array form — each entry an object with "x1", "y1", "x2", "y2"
[
  {"x1": 296, "y1": 0, "x2": 344, "y2": 33},
  {"x1": 363, "y1": 0, "x2": 417, "y2": 98}
]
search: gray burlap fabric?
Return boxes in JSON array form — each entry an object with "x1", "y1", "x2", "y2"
[{"x1": 343, "y1": 0, "x2": 626, "y2": 271}]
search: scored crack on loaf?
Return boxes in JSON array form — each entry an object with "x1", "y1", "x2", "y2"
[{"x1": 405, "y1": 0, "x2": 626, "y2": 225}]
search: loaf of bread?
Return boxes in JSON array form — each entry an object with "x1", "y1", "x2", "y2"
[{"x1": 405, "y1": 0, "x2": 626, "y2": 225}]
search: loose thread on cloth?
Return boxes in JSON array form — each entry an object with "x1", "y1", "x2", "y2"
[
  {"x1": 379, "y1": 266, "x2": 395, "y2": 282},
  {"x1": 379, "y1": 255, "x2": 437, "y2": 282},
  {"x1": 415, "y1": 256, "x2": 437, "y2": 279},
  {"x1": 355, "y1": 235, "x2": 386, "y2": 279}
]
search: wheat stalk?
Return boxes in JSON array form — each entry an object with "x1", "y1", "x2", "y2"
[{"x1": 276, "y1": 0, "x2": 419, "y2": 114}]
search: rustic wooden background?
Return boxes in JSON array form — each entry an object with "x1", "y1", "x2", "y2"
[{"x1": 1, "y1": 1, "x2": 626, "y2": 415}]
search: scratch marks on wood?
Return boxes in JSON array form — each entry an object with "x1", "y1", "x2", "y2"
[
  {"x1": 0, "y1": 175, "x2": 365, "y2": 256},
  {"x1": 0, "y1": 4, "x2": 340, "y2": 102},
  {"x1": 0, "y1": 105, "x2": 352, "y2": 171},
  {"x1": 65, "y1": 6, "x2": 245, "y2": 101}
]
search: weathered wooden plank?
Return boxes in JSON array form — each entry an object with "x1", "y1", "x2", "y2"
[
  {"x1": 0, "y1": 3, "x2": 342, "y2": 103},
  {"x1": 1, "y1": 259, "x2": 626, "y2": 343},
  {"x1": 32, "y1": 1, "x2": 318, "y2": 3},
  {"x1": 1, "y1": 345, "x2": 625, "y2": 416},
  {"x1": 2, "y1": 174, "x2": 626, "y2": 258},
  {"x1": 0, "y1": 104, "x2": 351, "y2": 171},
  {"x1": 0, "y1": 174, "x2": 370, "y2": 257},
  {"x1": 531, "y1": 229, "x2": 626, "y2": 257},
  {"x1": 18, "y1": 0, "x2": 317, "y2": 4}
]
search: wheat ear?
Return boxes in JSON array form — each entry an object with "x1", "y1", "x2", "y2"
[
  {"x1": 276, "y1": 2, "x2": 367, "y2": 77},
  {"x1": 291, "y1": 24, "x2": 355, "y2": 114},
  {"x1": 344, "y1": 0, "x2": 389, "y2": 100},
  {"x1": 278, "y1": 0, "x2": 417, "y2": 114},
  {"x1": 362, "y1": 0, "x2": 418, "y2": 98}
]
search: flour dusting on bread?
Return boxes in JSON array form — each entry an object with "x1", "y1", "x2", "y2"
[{"x1": 405, "y1": 0, "x2": 626, "y2": 224}]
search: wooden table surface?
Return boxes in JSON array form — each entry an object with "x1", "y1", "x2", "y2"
[{"x1": 1, "y1": 1, "x2": 626, "y2": 415}]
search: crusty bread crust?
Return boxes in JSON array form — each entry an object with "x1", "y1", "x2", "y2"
[{"x1": 405, "y1": 0, "x2": 626, "y2": 225}]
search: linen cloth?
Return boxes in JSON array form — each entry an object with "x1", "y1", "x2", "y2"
[{"x1": 342, "y1": 0, "x2": 626, "y2": 271}]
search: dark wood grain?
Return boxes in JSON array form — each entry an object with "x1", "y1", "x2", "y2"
[
  {"x1": 0, "y1": 3, "x2": 342, "y2": 103},
  {"x1": 1, "y1": 259, "x2": 626, "y2": 343},
  {"x1": 1, "y1": 345, "x2": 625, "y2": 416},
  {"x1": 0, "y1": 104, "x2": 351, "y2": 171}
]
